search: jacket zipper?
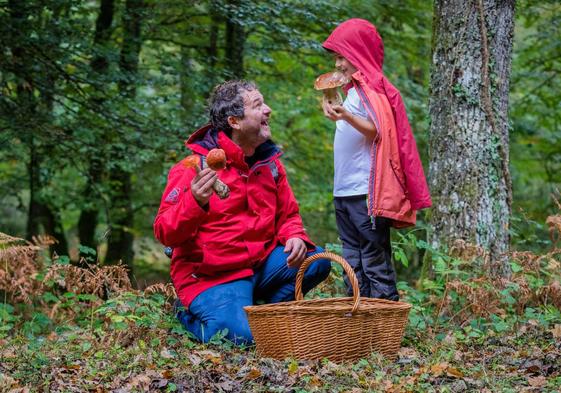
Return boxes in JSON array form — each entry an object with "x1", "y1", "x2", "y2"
[
  {"x1": 248, "y1": 152, "x2": 282, "y2": 177},
  {"x1": 353, "y1": 80, "x2": 380, "y2": 218}
]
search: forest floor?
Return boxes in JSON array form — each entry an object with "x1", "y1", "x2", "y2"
[
  {"x1": 1, "y1": 231, "x2": 560, "y2": 392},
  {"x1": 1, "y1": 288, "x2": 559, "y2": 392}
]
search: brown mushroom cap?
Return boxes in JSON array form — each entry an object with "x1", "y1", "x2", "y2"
[
  {"x1": 314, "y1": 71, "x2": 349, "y2": 90},
  {"x1": 206, "y1": 148, "x2": 227, "y2": 170},
  {"x1": 183, "y1": 155, "x2": 200, "y2": 169}
]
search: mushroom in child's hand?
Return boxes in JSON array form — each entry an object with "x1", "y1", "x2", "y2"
[
  {"x1": 314, "y1": 71, "x2": 349, "y2": 110},
  {"x1": 183, "y1": 153, "x2": 230, "y2": 199}
]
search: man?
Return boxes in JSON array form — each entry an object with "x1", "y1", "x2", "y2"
[{"x1": 154, "y1": 80, "x2": 330, "y2": 344}]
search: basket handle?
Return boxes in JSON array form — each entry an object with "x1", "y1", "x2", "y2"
[{"x1": 295, "y1": 251, "x2": 361, "y2": 313}]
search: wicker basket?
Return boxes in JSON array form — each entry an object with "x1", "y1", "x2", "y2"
[{"x1": 244, "y1": 252, "x2": 411, "y2": 362}]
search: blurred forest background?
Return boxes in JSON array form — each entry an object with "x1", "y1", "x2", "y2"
[{"x1": 1, "y1": 0, "x2": 560, "y2": 286}]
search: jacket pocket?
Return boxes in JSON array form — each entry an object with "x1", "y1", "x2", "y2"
[
  {"x1": 198, "y1": 241, "x2": 251, "y2": 276},
  {"x1": 389, "y1": 159, "x2": 407, "y2": 195}
]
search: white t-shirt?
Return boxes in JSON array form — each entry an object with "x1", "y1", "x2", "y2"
[{"x1": 333, "y1": 87, "x2": 372, "y2": 197}]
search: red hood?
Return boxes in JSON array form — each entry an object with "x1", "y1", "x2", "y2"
[
  {"x1": 323, "y1": 18, "x2": 384, "y2": 85},
  {"x1": 323, "y1": 19, "x2": 432, "y2": 211}
]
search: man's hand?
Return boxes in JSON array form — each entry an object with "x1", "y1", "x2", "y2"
[
  {"x1": 191, "y1": 168, "x2": 217, "y2": 207},
  {"x1": 284, "y1": 237, "x2": 308, "y2": 268}
]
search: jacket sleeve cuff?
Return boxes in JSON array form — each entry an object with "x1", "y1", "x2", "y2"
[{"x1": 180, "y1": 187, "x2": 208, "y2": 220}]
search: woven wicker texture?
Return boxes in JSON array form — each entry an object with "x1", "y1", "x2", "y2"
[{"x1": 244, "y1": 252, "x2": 411, "y2": 362}]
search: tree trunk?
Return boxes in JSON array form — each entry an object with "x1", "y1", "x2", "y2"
[
  {"x1": 428, "y1": 0, "x2": 515, "y2": 276},
  {"x1": 224, "y1": 0, "x2": 245, "y2": 78},
  {"x1": 105, "y1": 0, "x2": 143, "y2": 271},
  {"x1": 77, "y1": 0, "x2": 114, "y2": 259},
  {"x1": 203, "y1": 1, "x2": 220, "y2": 94},
  {"x1": 9, "y1": 0, "x2": 69, "y2": 256}
]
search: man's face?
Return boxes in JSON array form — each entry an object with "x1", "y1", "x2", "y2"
[
  {"x1": 334, "y1": 54, "x2": 357, "y2": 80},
  {"x1": 230, "y1": 89, "x2": 272, "y2": 152}
]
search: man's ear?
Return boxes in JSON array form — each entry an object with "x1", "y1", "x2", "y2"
[{"x1": 227, "y1": 115, "x2": 241, "y2": 130}]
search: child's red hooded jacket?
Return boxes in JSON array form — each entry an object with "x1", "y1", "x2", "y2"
[{"x1": 323, "y1": 18, "x2": 431, "y2": 227}]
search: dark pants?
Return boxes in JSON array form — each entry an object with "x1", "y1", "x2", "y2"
[
  {"x1": 175, "y1": 245, "x2": 331, "y2": 345},
  {"x1": 334, "y1": 195, "x2": 398, "y2": 300}
]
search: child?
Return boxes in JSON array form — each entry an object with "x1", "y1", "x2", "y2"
[{"x1": 322, "y1": 19, "x2": 432, "y2": 300}]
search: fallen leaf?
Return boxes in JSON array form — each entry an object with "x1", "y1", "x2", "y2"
[
  {"x1": 446, "y1": 367, "x2": 464, "y2": 378},
  {"x1": 160, "y1": 347, "x2": 175, "y2": 359},
  {"x1": 382, "y1": 379, "x2": 393, "y2": 391},
  {"x1": 430, "y1": 362, "x2": 449, "y2": 377},
  {"x1": 527, "y1": 375, "x2": 547, "y2": 388},
  {"x1": 0, "y1": 373, "x2": 18, "y2": 389},
  {"x1": 246, "y1": 368, "x2": 262, "y2": 380},
  {"x1": 551, "y1": 324, "x2": 561, "y2": 339},
  {"x1": 150, "y1": 378, "x2": 168, "y2": 389},
  {"x1": 196, "y1": 350, "x2": 222, "y2": 365},
  {"x1": 187, "y1": 353, "x2": 203, "y2": 366},
  {"x1": 398, "y1": 347, "x2": 418, "y2": 358},
  {"x1": 63, "y1": 364, "x2": 81, "y2": 371},
  {"x1": 215, "y1": 378, "x2": 236, "y2": 392},
  {"x1": 547, "y1": 258, "x2": 560, "y2": 271},
  {"x1": 309, "y1": 375, "x2": 322, "y2": 387}
]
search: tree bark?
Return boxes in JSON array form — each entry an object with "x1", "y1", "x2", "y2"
[
  {"x1": 428, "y1": 0, "x2": 515, "y2": 276},
  {"x1": 105, "y1": 0, "x2": 144, "y2": 271},
  {"x1": 77, "y1": 0, "x2": 115, "y2": 259}
]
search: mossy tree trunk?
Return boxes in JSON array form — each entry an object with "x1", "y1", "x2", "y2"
[{"x1": 428, "y1": 0, "x2": 515, "y2": 276}]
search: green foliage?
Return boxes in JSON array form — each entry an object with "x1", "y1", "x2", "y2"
[
  {"x1": 510, "y1": 0, "x2": 561, "y2": 248},
  {"x1": 95, "y1": 292, "x2": 178, "y2": 331},
  {"x1": 0, "y1": 303, "x2": 20, "y2": 338},
  {"x1": 0, "y1": 0, "x2": 435, "y2": 260}
]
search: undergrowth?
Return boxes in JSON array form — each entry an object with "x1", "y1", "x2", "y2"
[{"x1": 1, "y1": 211, "x2": 560, "y2": 392}]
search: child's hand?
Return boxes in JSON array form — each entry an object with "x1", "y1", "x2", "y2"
[{"x1": 323, "y1": 103, "x2": 349, "y2": 122}]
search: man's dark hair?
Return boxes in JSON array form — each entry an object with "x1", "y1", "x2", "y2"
[{"x1": 209, "y1": 80, "x2": 257, "y2": 133}]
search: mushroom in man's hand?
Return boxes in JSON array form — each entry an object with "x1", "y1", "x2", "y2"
[{"x1": 184, "y1": 149, "x2": 230, "y2": 199}]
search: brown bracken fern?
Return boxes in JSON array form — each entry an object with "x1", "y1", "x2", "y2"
[{"x1": 0, "y1": 232, "x2": 54, "y2": 303}]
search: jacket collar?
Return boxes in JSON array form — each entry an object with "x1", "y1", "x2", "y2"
[{"x1": 185, "y1": 124, "x2": 282, "y2": 169}]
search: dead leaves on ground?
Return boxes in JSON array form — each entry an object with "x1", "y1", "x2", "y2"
[{"x1": 2, "y1": 321, "x2": 559, "y2": 393}]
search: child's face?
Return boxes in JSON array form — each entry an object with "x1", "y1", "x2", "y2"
[{"x1": 334, "y1": 54, "x2": 357, "y2": 80}]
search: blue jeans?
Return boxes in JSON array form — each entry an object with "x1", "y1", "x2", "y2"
[{"x1": 175, "y1": 246, "x2": 331, "y2": 345}]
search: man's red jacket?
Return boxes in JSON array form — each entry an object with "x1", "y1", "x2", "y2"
[{"x1": 154, "y1": 125, "x2": 313, "y2": 308}]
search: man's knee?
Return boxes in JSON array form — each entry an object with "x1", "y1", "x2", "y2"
[
  {"x1": 308, "y1": 246, "x2": 331, "y2": 281},
  {"x1": 314, "y1": 258, "x2": 331, "y2": 281},
  {"x1": 211, "y1": 312, "x2": 253, "y2": 344}
]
